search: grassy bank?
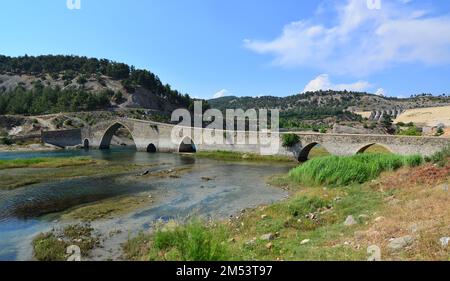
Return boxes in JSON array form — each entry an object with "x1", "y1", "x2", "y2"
[
  {"x1": 62, "y1": 193, "x2": 156, "y2": 222},
  {"x1": 124, "y1": 147, "x2": 449, "y2": 261},
  {"x1": 194, "y1": 151, "x2": 295, "y2": 163},
  {"x1": 289, "y1": 153, "x2": 423, "y2": 187},
  {"x1": 123, "y1": 183, "x2": 384, "y2": 261},
  {"x1": 0, "y1": 157, "x2": 100, "y2": 170}
]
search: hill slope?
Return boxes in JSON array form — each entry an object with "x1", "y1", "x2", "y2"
[
  {"x1": 0, "y1": 55, "x2": 195, "y2": 115},
  {"x1": 208, "y1": 91, "x2": 450, "y2": 113}
]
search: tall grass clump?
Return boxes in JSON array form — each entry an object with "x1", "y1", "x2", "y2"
[
  {"x1": 425, "y1": 145, "x2": 450, "y2": 167},
  {"x1": 152, "y1": 220, "x2": 229, "y2": 261},
  {"x1": 289, "y1": 153, "x2": 423, "y2": 187}
]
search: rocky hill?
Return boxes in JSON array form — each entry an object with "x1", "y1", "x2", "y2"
[{"x1": 0, "y1": 55, "x2": 196, "y2": 115}]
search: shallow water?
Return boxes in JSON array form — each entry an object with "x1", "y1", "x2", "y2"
[{"x1": 0, "y1": 149, "x2": 291, "y2": 260}]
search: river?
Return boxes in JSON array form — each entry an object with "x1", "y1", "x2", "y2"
[{"x1": 0, "y1": 149, "x2": 292, "y2": 261}]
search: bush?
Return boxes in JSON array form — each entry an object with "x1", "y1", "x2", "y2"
[
  {"x1": 0, "y1": 137, "x2": 13, "y2": 145},
  {"x1": 426, "y1": 146, "x2": 450, "y2": 167},
  {"x1": 435, "y1": 127, "x2": 444, "y2": 137},
  {"x1": 32, "y1": 233, "x2": 67, "y2": 261},
  {"x1": 282, "y1": 134, "x2": 300, "y2": 148},
  {"x1": 152, "y1": 220, "x2": 229, "y2": 261},
  {"x1": 289, "y1": 153, "x2": 423, "y2": 187},
  {"x1": 398, "y1": 126, "x2": 422, "y2": 136}
]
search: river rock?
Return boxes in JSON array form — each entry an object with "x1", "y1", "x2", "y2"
[
  {"x1": 367, "y1": 245, "x2": 381, "y2": 261},
  {"x1": 260, "y1": 233, "x2": 275, "y2": 241},
  {"x1": 300, "y1": 239, "x2": 310, "y2": 245},
  {"x1": 245, "y1": 238, "x2": 257, "y2": 246},
  {"x1": 440, "y1": 237, "x2": 450, "y2": 247},
  {"x1": 344, "y1": 215, "x2": 357, "y2": 226},
  {"x1": 374, "y1": 216, "x2": 385, "y2": 223},
  {"x1": 388, "y1": 235, "x2": 414, "y2": 251}
]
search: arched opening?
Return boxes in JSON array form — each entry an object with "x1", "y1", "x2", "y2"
[
  {"x1": 146, "y1": 143, "x2": 157, "y2": 153},
  {"x1": 357, "y1": 143, "x2": 392, "y2": 154},
  {"x1": 83, "y1": 139, "x2": 89, "y2": 150},
  {"x1": 179, "y1": 137, "x2": 196, "y2": 153},
  {"x1": 298, "y1": 142, "x2": 330, "y2": 162},
  {"x1": 100, "y1": 123, "x2": 136, "y2": 150}
]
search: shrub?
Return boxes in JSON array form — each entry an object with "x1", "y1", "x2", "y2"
[
  {"x1": 32, "y1": 233, "x2": 67, "y2": 261},
  {"x1": 0, "y1": 137, "x2": 14, "y2": 145},
  {"x1": 398, "y1": 126, "x2": 422, "y2": 136},
  {"x1": 289, "y1": 153, "x2": 423, "y2": 187},
  {"x1": 435, "y1": 127, "x2": 444, "y2": 137},
  {"x1": 152, "y1": 220, "x2": 229, "y2": 261},
  {"x1": 282, "y1": 134, "x2": 300, "y2": 148},
  {"x1": 427, "y1": 146, "x2": 450, "y2": 167}
]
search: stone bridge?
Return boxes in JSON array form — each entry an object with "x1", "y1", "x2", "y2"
[{"x1": 42, "y1": 118, "x2": 450, "y2": 161}]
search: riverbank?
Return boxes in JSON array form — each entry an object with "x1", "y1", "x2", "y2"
[
  {"x1": 123, "y1": 150, "x2": 450, "y2": 261},
  {"x1": 193, "y1": 150, "x2": 296, "y2": 162},
  {"x1": 0, "y1": 143, "x2": 60, "y2": 152}
]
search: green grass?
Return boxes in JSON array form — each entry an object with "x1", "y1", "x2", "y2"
[
  {"x1": 195, "y1": 150, "x2": 295, "y2": 162},
  {"x1": 124, "y1": 220, "x2": 230, "y2": 261},
  {"x1": 289, "y1": 153, "x2": 423, "y2": 187},
  {"x1": 0, "y1": 157, "x2": 100, "y2": 170},
  {"x1": 32, "y1": 233, "x2": 67, "y2": 261}
]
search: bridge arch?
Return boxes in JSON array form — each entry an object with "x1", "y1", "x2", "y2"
[
  {"x1": 83, "y1": 139, "x2": 90, "y2": 149},
  {"x1": 298, "y1": 142, "x2": 330, "y2": 162},
  {"x1": 357, "y1": 143, "x2": 392, "y2": 154},
  {"x1": 99, "y1": 122, "x2": 136, "y2": 150},
  {"x1": 179, "y1": 137, "x2": 197, "y2": 153},
  {"x1": 146, "y1": 143, "x2": 157, "y2": 153}
]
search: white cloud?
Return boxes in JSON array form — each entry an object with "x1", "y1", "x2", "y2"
[
  {"x1": 244, "y1": 0, "x2": 450, "y2": 75},
  {"x1": 213, "y1": 89, "x2": 230, "y2": 98},
  {"x1": 303, "y1": 74, "x2": 372, "y2": 93}
]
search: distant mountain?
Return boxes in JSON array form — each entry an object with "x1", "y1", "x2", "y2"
[
  {"x1": 0, "y1": 55, "x2": 197, "y2": 115},
  {"x1": 208, "y1": 91, "x2": 450, "y2": 131},
  {"x1": 208, "y1": 91, "x2": 450, "y2": 113}
]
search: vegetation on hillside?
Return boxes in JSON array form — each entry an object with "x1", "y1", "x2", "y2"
[
  {"x1": 0, "y1": 55, "x2": 194, "y2": 113},
  {"x1": 0, "y1": 84, "x2": 111, "y2": 115},
  {"x1": 208, "y1": 90, "x2": 450, "y2": 130}
]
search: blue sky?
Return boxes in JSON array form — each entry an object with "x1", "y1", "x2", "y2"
[{"x1": 1, "y1": 0, "x2": 450, "y2": 99}]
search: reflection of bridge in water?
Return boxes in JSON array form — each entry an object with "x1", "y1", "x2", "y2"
[{"x1": 42, "y1": 118, "x2": 450, "y2": 162}]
